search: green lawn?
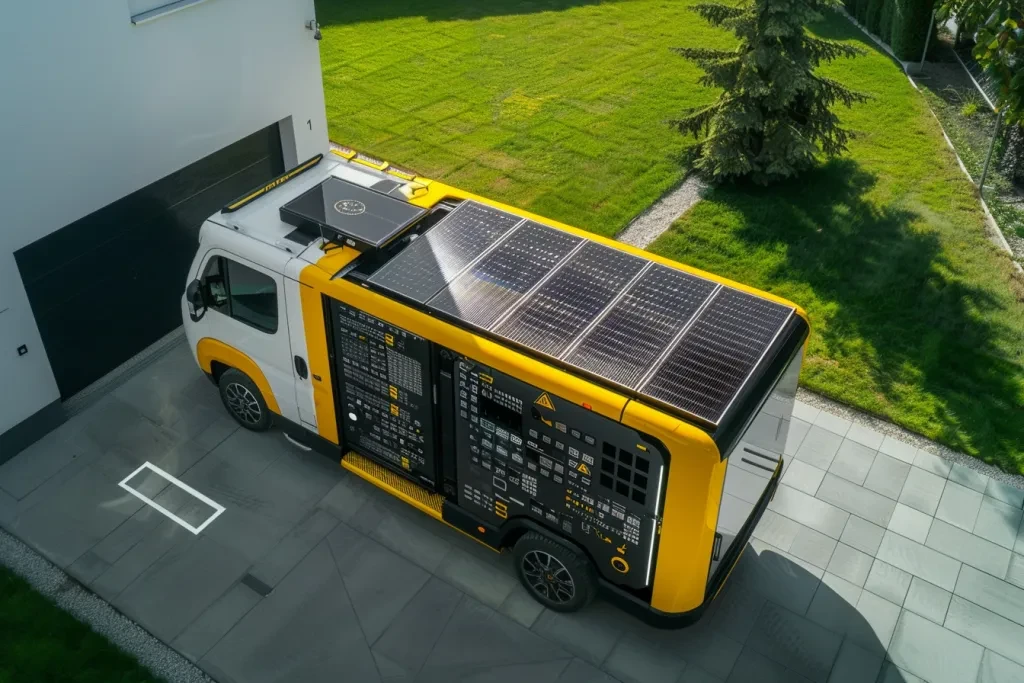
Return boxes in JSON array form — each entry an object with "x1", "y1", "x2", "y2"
[
  {"x1": 317, "y1": 1, "x2": 1024, "y2": 472},
  {"x1": 0, "y1": 566, "x2": 163, "y2": 683}
]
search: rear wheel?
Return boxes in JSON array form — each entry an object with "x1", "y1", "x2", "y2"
[
  {"x1": 513, "y1": 532, "x2": 596, "y2": 612},
  {"x1": 218, "y1": 368, "x2": 271, "y2": 431}
]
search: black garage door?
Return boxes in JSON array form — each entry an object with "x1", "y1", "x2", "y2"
[{"x1": 15, "y1": 124, "x2": 285, "y2": 399}]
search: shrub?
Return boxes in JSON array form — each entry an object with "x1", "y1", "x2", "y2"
[
  {"x1": 890, "y1": 0, "x2": 937, "y2": 60},
  {"x1": 879, "y1": 0, "x2": 896, "y2": 42},
  {"x1": 866, "y1": 0, "x2": 886, "y2": 33}
]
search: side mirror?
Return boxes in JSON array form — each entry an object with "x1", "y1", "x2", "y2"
[{"x1": 186, "y1": 279, "x2": 207, "y2": 322}]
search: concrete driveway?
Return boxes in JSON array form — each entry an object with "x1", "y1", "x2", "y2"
[{"x1": 1, "y1": 338, "x2": 1022, "y2": 683}]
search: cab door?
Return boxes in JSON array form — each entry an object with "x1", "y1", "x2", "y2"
[
  {"x1": 283, "y1": 277, "x2": 318, "y2": 429},
  {"x1": 194, "y1": 249, "x2": 300, "y2": 424}
]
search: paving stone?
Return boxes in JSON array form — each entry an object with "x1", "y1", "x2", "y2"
[
  {"x1": 828, "y1": 441, "x2": 877, "y2": 487},
  {"x1": 979, "y1": 649, "x2": 1024, "y2": 683},
  {"x1": 636, "y1": 618, "x2": 743, "y2": 681},
  {"x1": 172, "y1": 582, "x2": 261, "y2": 662},
  {"x1": 903, "y1": 577, "x2": 951, "y2": 625},
  {"x1": 875, "y1": 663, "x2": 926, "y2": 683},
  {"x1": 973, "y1": 495, "x2": 1023, "y2": 550},
  {"x1": 769, "y1": 485, "x2": 849, "y2": 539},
  {"x1": 985, "y1": 479, "x2": 1024, "y2": 510},
  {"x1": 248, "y1": 508, "x2": 340, "y2": 588},
  {"x1": 557, "y1": 658, "x2": 619, "y2": 683},
  {"x1": 789, "y1": 525, "x2": 839, "y2": 569},
  {"x1": 898, "y1": 467, "x2": 947, "y2": 517},
  {"x1": 794, "y1": 427, "x2": 845, "y2": 471},
  {"x1": 1018, "y1": 522, "x2": 1024, "y2": 555},
  {"x1": 707, "y1": 579, "x2": 767, "y2": 644},
  {"x1": 814, "y1": 411, "x2": 852, "y2": 437},
  {"x1": 816, "y1": 475, "x2": 896, "y2": 528},
  {"x1": 806, "y1": 572, "x2": 863, "y2": 634},
  {"x1": 935, "y1": 481, "x2": 984, "y2": 532},
  {"x1": 844, "y1": 424, "x2": 885, "y2": 451},
  {"x1": 887, "y1": 504, "x2": 932, "y2": 544},
  {"x1": 888, "y1": 609, "x2": 984, "y2": 683},
  {"x1": 498, "y1": 584, "x2": 545, "y2": 630},
  {"x1": 92, "y1": 519, "x2": 192, "y2": 599},
  {"x1": 945, "y1": 596, "x2": 1024, "y2": 668},
  {"x1": 840, "y1": 517, "x2": 885, "y2": 556},
  {"x1": 678, "y1": 666, "x2": 725, "y2": 683},
  {"x1": 753, "y1": 510, "x2": 802, "y2": 551},
  {"x1": 862, "y1": 454, "x2": 911, "y2": 501},
  {"x1": 825, "y1": 638, "x2": 882, "y2": 683},
  {"x1": 864, "y1": 560, "x2": 912, "y2": 606},
  {"x1": 846, "y1": 590, "x2": 900, "y2": 655},
  {"x1": 602, "y1": 633, "x2": 687, "y2": 683},
  {"x1": 785, "y1": 418, "x2": 813, "y2": 457},
  {"x1": 369, "y1": 502, "x2": 454, "y2": 573},
  {"x1": 948, "y1": 463, "x2": 989, "y2": 493},
  {"x1": 733, "y1": 539, "x2": 824, "y2": 615},
  {"x1": 372, "y1": 577, "x2": 463, "y2": 676},
  {"x1": 782, "y1": 460, "x2": 826, "y2": 497},
  {"x1": 727, "y1": 647, "x2": 811, "y2": 683},
  {"x1": 434, "y1": 546, "x2": 517, "y2": 611},
  {"x1": 954, "y1": 565, "x2": 1024, "y2": 628},
  {"x1": 878, "y1": 437, "x2": 917, "y2": 465},
  {"x1": 793, "y1": 401, "x2": 821, "y2": 424},
  {"x1": 532, "y1": 601, "x2": 624, "y2": 667},
  {"x1": 912, "y1": 449, "x2": 952, "y2": 478},
  {"x1": 1008, "y1": 553, "x2": 1024, "y2": 590},
  {"x1": 746, "y1": 601, "x2": 842, "y2": 682},
  {"x1": 826, "y1": 543, "x2": 873, "y2": 587},
  {"x1": 876, "y1": 531, "x2": 961, "y2": 591},
  {"x1": 926, "y1": 519, "x2": 1012, "y2": 579},
  {"x1": 66, "y1": 549, "x2": 112, "y2": 585}
]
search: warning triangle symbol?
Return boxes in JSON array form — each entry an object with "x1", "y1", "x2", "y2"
[
  {"x1": 577, "y1": 462, "x2": 591, "y2": 475},
  {"x1": 534, "y1": 392, "x2": 555, "y2": 411}
]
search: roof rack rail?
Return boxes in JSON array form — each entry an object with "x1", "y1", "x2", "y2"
[{"x1": 221, "y1": 153, "x2": 323, "y2": 214}]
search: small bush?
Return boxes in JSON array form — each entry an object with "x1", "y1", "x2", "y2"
[
  {"x1": 866, "y1": 0, "x2": 885, "y2": 34},
  {"x1": 961, "y1": 101, "x2": 979, "y2": 118},
  {"x1": 879, "y1": 0, "x2": 895, "y2": 42},
  {"x1": 856, "y1": 0, "x2": 871, "y2": 24},
  {"x1": 890, "y1": 0, "x2": 936, "y2": 61}
]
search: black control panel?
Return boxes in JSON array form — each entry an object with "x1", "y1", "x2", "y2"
[
  {"x1": 454, "y1": 358, "x2": 665, "y2": 590},
  {"x1": 330, "y1": 300, "x2": 436, "y2": 485}
]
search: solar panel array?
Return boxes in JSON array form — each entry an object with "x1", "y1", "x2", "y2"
[{"x1": 368, "y1": 200, "x2": 794, "y2": 425}]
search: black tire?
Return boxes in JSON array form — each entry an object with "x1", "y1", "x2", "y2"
[
  {"x1": 218, "y1": 368, "x2": 272, "y2": 432},
  {"x1": 512, "y1": 531, "x2": 597, "y2": 613}
]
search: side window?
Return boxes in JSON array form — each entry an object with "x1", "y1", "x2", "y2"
[{"x1": 200, "y1": 255, "x2": 278, "y2": 333}]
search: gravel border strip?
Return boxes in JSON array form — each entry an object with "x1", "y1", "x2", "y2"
[
  {"x1": 615, "y1": 175, "x2": 708, "y2": 249},
  {"x1": 0, "y1": 525, "x2": 212, "y2": 683}
]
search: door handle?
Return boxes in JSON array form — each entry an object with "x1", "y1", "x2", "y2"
[{"x1": 294, "y1": 355, "x2": 308, "y2": 380}]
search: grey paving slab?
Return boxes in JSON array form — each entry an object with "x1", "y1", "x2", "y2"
[
  {"x1": 945, "y1": 595, "x2": 1024, "y2": 668},
  {"x1": 898, "y1": 467, "x2": 947, "y2": 517},
  {"x1": 603, "y1": 632, "x2": 687, "y2": 683},
  {"x1": 949, "y1": 463, "x2": 990, "y2": 493},
  {"x1": 498, "y1": 583, "x2": 546, "y2": 629},
  {"x1": 794, "y1": 426, "x2": 845, "y2": 471},
  {"x1": 782, "y1": 460, "x2": 826, "y2": 496},
  {"x1": 828, "y1": 441, "x2": 877, "y2": 486},
  {"x1": 0, "y1": 487, "x2": 14, "y2": 528},
  {"x1": 846, "y1": 590, "x2": 900, "y2": 655},
  {"x1": 434, "y1": 545, "x2": 517, "y2": 610},
  {"x1": 862, "y1": 454, "x2": 911, "y2": 501},
  {"x1": 679, "y1": 666, "x2": 725, "y2": 683},
  {"x1": 747, "y1": 600, "x2": 842, "y2": 682},
  {"x1": 92, "y1": 519, "x2": 191, "y2": 599},
  {"x1": 200, "y1": 540, "x2": 379, "y2": 683},
  {"x1": 794, "y1": 401, "x2": 821, "y2": 424},
  {"x1": 985, "y1": 479, "x2": 1024, "y2": 510},
  {"x1": 979, "y1": 649, "x2": 1024, "y2": 683},
  {"x1": 845, "y1": 424, "x2": 885, "y2": 451},
  {"x1": 733, "y1": 538, "x2": 824, "y2": 615},
  {"x1": 556, "y1": 658, "x2": 619, "y2": 683},
  {"x1": 114, "y1": 535, "x2": 250, "y2": 643},
  {"x1": 1008, "y1": 553, "x2": 1024, "y2": 590},
  {"x1": 707, "y1": 578, "x2": 767, "y2": 644},
  {"x1": 785, "y1": 418, "x2": 812, "y2": 456},
  {"x1": 864, "y1": 560, "x2": 912, "y2": 606},
  {"x1": 814, "y1": 411, "x2": 853, "y2": 437},
  {"x1": 66, "y1": 549, "x2": 112, "y2": 585},
  {"x1": 806, "y1": 572, "x2": 863, "y2": 634},
  {"x1": 531, "y1": 601, "x2": 625, "y2": 667},
  {"x1": 876, "y1": 663, "x2": 926, "y2": 683},
  {"x1": 770, "y1": 484, "x2": 850, "y2": 539},
  {"x1": 973, "y1": 495, "x2": 1023, "y2": 550},
  {"x1": 726, "y1": 465, "x2": 776, "y2": 504},
  {"x1": 1018, "y1": 521, "x2": 1024, "y2": 555},
  {"x1": 935, "y1": 480, "x2": 984, "y2": 532},
  {"x1": 247, "y1": 507, "x2": 339, "y2": 588},
  {"x1": 876, "y1": 531, "x2": 962, "y2": 591},
  {"x1": 0, "y1": 426, "x2": 99, "y2": 500},
  {"x1": 726, "y1": 647, "x2": 812, "y2": 683},
  {"x1": 827, "y1": 638, "x2": 883, "y2": 683},
  {"x1": 172, "y1": 582, "x2": 261, "y2": 662},
  {"x1": 878, "y1": 436, "x2": 918, "y2": 465},
  {"x1": 887, "y1": 503, "x2": 933, "y2": 544},
  {"x1": 816, "y1": 475, "x2": 896, "y2": 528},
  {"x1": 912, "y1": 449, "x2": 952, "y2": 478},
  {"x1": 827, "y1": 543, "x2": 873, "y2": 587},
  {"x1": 888, "y1": 609, "x2": 984, "y2": 683},
  {"x1": 954, "y1": 564, "x2": 1024, "y2": 628},
  {"x1": 418, "y1": 654, "x2": 571, "y2": 683},
  {"x1": 903, "y1": 577, "x2": 951, "y2": 625},
  {"x1": 926, "y1": 519, "x2": 1012, "y2": 578},
  {"x1": 789, "y1": 524, "x2": 839, "y2": 570},
  {"x1": 316, "y1": 469, "x2": 376, "y2": 523},
  {"x1": 372, "y1": 577, "x2": 463, "y2": 678},
  {"x1": 840, "y1": 516, "x2": 885, "y2": 557},
  {"x1": 753, "y1": 510, "x2": 802, "y2": 550}
]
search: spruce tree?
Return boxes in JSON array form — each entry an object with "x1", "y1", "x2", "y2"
[{"x1": 673, "y1": 0, "x2": 868, "y2": 185}]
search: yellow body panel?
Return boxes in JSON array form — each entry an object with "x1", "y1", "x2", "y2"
[{"x1": 196, "y1": 338, "x2": 281, "y2": 415}]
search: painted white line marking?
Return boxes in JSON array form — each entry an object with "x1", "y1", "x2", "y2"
[{"x1": 118, "y1": 462, "x2": 225, "y2": 535}]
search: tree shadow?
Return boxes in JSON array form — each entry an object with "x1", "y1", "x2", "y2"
[
  {"x1": 656, "y1": 158, "x2": 1024, "y2": 471},
  {"x1": 314, "y1": 0, "x2": 621, "y2": 25}
]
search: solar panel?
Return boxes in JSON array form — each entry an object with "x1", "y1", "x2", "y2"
[
  {"x1": 492, "y1": 241, "x2": 647, "y2": 358},
  {"x1": 428, "y1": 221, "x2": 583, "y2": 329},
  {"x1": 640, "y1": 288, "x2": 793, "y2": 423},
  {"x1": 367, "y1": 201, "x2": 522, "y2": 303},
  {"x1": 562, "y1": 264, "x2": 719, "y2": 389}
]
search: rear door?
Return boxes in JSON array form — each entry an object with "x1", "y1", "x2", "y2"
[{"x1": 283, "y1": 277, "x2": 318, "y2": 429}]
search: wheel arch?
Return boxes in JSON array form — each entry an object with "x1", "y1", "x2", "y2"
[{"x1": 195, "y1": 338, "x2": 281, "y2": 415}]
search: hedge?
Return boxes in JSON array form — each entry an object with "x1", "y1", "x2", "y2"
[
  {"x1": 866, "y1": 0, "x2": 885, "y2": 34},
  {"x1": 879, "y1": 0, "x2": 896, "y2": 43},
  {"x1": 890, "y1": 0, "x2": 937, "y2": 60},
  {"x1": 856, "y1": 0, "x2": 871, "y2": 24}
]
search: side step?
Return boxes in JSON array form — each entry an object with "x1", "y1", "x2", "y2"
[{"x1": 341, "y1": 452, "x2": 444, "y2": 520}]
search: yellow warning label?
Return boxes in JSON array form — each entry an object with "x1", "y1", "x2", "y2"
[
  {"x1": 401, "y1": 456, "x2": 410, "y2": 470},
  {"x1": 577, "y1": 462, "x2": 591, "y2": 475},
  {"x1": 385, "y1": 333, "x2": 394, "y2": 346},
  {"x1": 390, "y1": 404, "x2": 400, "y2": 416},
  {"x1": 534, "y1": 392, "x2": 555, "y2": 411},
  {"x1": 389, "y1": 385, "x2": 398, "y2": 399},
  {"x1": 480, "y1": 373, "x2": 494, "y2": 384}
]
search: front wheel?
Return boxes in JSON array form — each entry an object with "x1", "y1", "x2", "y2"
[
  {"x1": 218, "y1": 368, "x2": 272, "y2": 431},
  {"x1": 513, "y1": 532, "x2": 597, "y2": 613}
]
